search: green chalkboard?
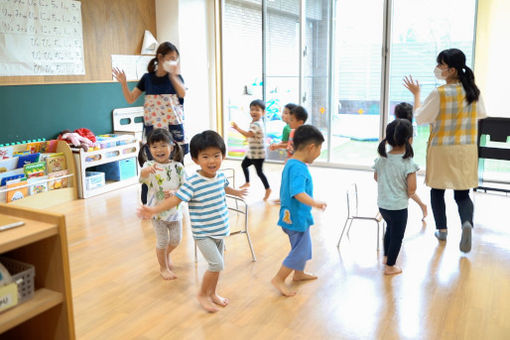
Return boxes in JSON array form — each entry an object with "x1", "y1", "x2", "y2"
[{"x1": 0, "y1": 81, "x2": 144, "y2": 144}]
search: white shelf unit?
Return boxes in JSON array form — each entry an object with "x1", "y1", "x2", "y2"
[{"x1": 73, "y1": 139, "x2": 139, "y2": 198}]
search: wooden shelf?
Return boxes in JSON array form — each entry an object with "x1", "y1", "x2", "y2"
[
  {"x1": 0, "y1": 288, "x2": 63, "y2": 334},
  {"x1": 0, "y1": 204, "x2": 75, "y2": 339},
  {"x1": 0, "y1": 214, "x2": 58, "y2": 254},
  {"x1": 73, "y1": 138, "x2": 139, "y2": 199}
]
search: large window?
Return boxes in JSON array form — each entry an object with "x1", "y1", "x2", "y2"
[
  {"x1": 221, "y1": 0, "x2": 478, "y2": 168},
  {"x1": 388, "y1": 0, "x2": 477, "y2": 168}
]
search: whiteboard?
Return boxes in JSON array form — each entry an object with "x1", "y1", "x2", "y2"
[
  {"x1": 0, "y1": 0, "x2": 85, "y2": 76},
  {"x1": 111, "y1": 55, "x2": 154, "y2": 81}
]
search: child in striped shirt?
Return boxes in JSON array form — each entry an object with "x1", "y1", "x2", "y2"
[
  {"x1": 138, "y1": 130, "x2": 247, "y2": 313},
  {"x1": 232, "y1": 99, "x2": 271, "y2": 200}
]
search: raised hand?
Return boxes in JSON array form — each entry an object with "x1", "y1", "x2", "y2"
[
  {"x1": 112, "y1": 67, "x2": 127, "y2": 84},
  {"x1": 403, "y1": 75, "x2": 420, "y2": 96}
]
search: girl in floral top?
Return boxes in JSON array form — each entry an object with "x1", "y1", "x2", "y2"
[{"x1": 139, "y1": 129, "x2": 185, "y2": 280}]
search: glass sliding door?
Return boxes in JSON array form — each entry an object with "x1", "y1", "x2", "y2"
[
  {"x1": 330, "y1": 0, "x2": 384, "y2": 166},
  {"x1": 222, "y1": 0, "x2": 263, "y2": 158},
  {"x1": 388, "y1": 0, "x2": 477, "y2": 167},
  {"x1": 264, "y1": 0, "x2": 301, "y2": 161},
  {"x1": 303, "y1": 0, "x2": 331, "y2": 162}
]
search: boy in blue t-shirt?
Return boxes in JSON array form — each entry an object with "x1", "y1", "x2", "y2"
[{"x1": 271, "y1": 125, "x2": 327, "y2": 297}]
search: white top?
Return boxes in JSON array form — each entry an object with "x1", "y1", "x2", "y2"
[
  {"x1": 140, "y1": 160, "x2": 185, "y2": 222},
  {"x1": 175, "y1": 172, "x2": 230, "y2": 239},
  {"x1": 415, "y1": 86, "x2": 487, "y2": 125},
  {"x1": 247, "y1": 120, "x2": 266, "y2": 159}
]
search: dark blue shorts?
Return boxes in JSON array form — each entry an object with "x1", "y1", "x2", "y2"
[{"x1": 282, "y1": 227, "x2": 312, "y2": 271}]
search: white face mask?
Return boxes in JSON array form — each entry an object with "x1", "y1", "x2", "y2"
[
  {"x1": 162, "y1": 60, "x2": 178, "y2": 72},
  {"x1": 434, "y1": 66, "x2": 446, "y2": 80}
]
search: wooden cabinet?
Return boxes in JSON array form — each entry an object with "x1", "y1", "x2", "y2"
[{"x1": 0, "y1": 204, "x2": 75, "y2": 340}]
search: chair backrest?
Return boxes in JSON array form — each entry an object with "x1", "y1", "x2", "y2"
[{"x1": 346, "y1": 183, "x2": 359, "y2": 218}]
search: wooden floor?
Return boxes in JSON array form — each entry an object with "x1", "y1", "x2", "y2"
[{"x1": 54, "y1": 160, "x2": 510, "y2": 339}]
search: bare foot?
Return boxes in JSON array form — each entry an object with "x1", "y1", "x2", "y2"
[
  {"x1": 272, "y1": 199, "x2": 281, "y2": 205},
  {"x1": 383, "y1": 256, "x2": 387, "y2": 264},
  {"x1": 384, "y1": 265, "x2": 402, "y2": 276},
  {"x1": 210, "y1": 293, "x2": 229, "y2": 307},
  {"x1": 271, "y1": 277, "x2": 296, "y2": 297},
  {"x1": 167, "y1": 256, "x2": 175, "y2": 270},
  {"x1": 240, "y1": 183, "x2": 250, "y2": 189},
  {"x1": 197, "y1": 295, "x2": 219, "y2": 313},
  {"x1": 263, "y1": 188, "x2": 272, "y2": 201},
  {"x1": 160, "y1": 267, "x2": 177, "y2": 280},
  {"x1": 292, "y1": 272, "x2": 318, "y2": 281},
  {"x1": 420, "y1": 204, "x2": 428, "y2": 221}
]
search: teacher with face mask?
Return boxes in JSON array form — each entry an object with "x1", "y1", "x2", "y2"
[{"x1": 403, "y1": 48, "x2": 487, "y2": 253}]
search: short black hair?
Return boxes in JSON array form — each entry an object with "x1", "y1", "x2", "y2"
[
  {"x1": 250, "y1": 99, "x2": 265, "y2": 111},
  {"x1": 394, "y1": 102, "x2": 413, "y2": 122},
  {"x1": 190, "y1": 130, "x2": 226, "y2": 159},
  {"x1": 289, "y1": 105, "x2": 308, "y2": 123},
  {"x1": 293, "y1": 125, "x2": 324, "y2": 150},
  {"x1": 284, "y1": 103, "x2": 297, "y2": 111}
]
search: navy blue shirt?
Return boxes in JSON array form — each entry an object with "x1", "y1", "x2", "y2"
[{"x1": 136, "y1": 72, "x2": 184, "y2": 105}]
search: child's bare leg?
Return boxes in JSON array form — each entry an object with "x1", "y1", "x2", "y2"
[
  {"x1": 271, "y1": 265, "x2": 296, "y2": 297},
  {"x1": 411, "y1": 193, "x2": 427, "y2": 220},
  {"x1": 156, "y1": 248, "x2": 177, "y2": 280},
  {"x1": 166, "y1": 243, "x2": 178, "y2": 270},
  {"x1": 383, "y1": 256, "x2": 387, "y2": 264},
  {"x1": 384, "y1": 265, "x2": 402, "y2": 275},
  {"x1": 209, "y1": 271, "x2": 229, "y2": 307},
  {"x1": 293, "y1": 270, "x2": 317, "y2": 281},
  {"x1": 197, "y1": 271, "x2": 220, "y2": 313},
  {"x1": 264, "y1": 188, "x2": 272, "y2": 201}
]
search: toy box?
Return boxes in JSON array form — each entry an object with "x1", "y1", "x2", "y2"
[
  {"x1": 91, "y1": 158, "x2": 136, "y2": 181},
  {"x1": 85, "y1": 171, "x2": 105, "y2": 190}
]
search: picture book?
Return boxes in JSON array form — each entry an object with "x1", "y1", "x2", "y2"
[
  {"x1": 24, "y1": 161, "x2": 46, "y2": 178},
  {"x1": 28, "y1": 176, "x2": 49, "y2": 195},
  {"x1": 6, "y1": 178, "x2": 29, "y2": 203},
  {"x1": 46, "y1": 153, "x2": 66, "y2": 172},
  {"x1": 0, "y1": 146, "x2": 13, "y2": 160},
  {"x1": 48, "y1": 170, "x2": 69, "y2": 190},
  {"x1": 16, "y1": 153, "x2": 40, "y2": 168}
]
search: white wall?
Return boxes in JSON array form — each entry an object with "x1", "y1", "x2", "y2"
[
  {"x1": 155, "y1": 0, "x2": 217, "y2": 139},
  {"x1": 475, "y1": 0, "x2": 510, "y2": 118}
]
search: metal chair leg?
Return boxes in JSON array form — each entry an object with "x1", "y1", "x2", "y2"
[
  {"x1": 376, "y1": 221, "x2": 380, "y2": 251},
  {"x1": 337, "y1": 217, "x2": 351, "y2": 247},
  {"x1": 346, "y1": 219, "x2": 354, "y2": 237},
  {"x1": 194, "y1": 242, "x2": 198, "y2": 263}
]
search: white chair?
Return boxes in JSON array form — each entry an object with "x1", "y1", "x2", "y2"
[
  {"x1": 194, "y1": 168, "x2": 256, "y2": 262},
  {"x1": 337, "y1": 183, "x2": 384, "y2": 250}
]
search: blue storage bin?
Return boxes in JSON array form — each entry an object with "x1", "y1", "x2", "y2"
[{"x1": 91, "y1": 158, "x2": 136, "y2": 181}]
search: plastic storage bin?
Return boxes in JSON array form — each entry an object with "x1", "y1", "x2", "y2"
[
  {"x1": 92, "y1": 158, "x2": 136, "y2": 181},
  {"x1": 0, "y1": 257, "x2": 35, "y2": 304},
  {"x1": 85, "y1": 171, "x2": 105, "y2": 190}
]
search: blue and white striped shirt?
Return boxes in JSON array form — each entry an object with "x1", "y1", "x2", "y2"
[{"x1": 175, "y1": 172, "x2": 230, "y2": 239}]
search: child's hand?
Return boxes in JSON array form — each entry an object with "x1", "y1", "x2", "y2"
[
  {"x1": 231, "y1": 122, "x2": 239, "y2": 130},
  {"x1": 163, "y1": 190, "x2": 176, "y2": 199},
  {"x1": 234, "y1": 187, "x2": 248, "y2": 198},
  {"x1": 313, "y1": 201, "x2": 327, "y2": 211},
  {"x1": 137, "y1": 205, "x2": 156, "y2": 219},
  {"x1": 269, "y1": 143, "x2": 277, "y2": 151}
]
